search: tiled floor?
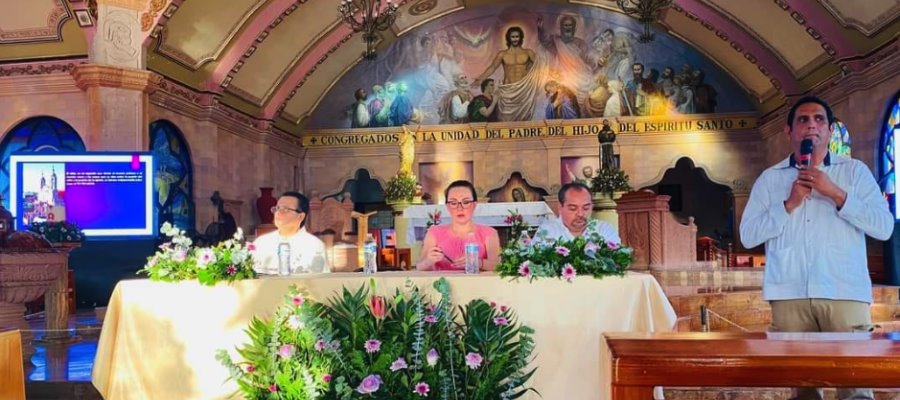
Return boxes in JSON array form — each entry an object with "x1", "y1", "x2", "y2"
[{"x1": 23, "y1": 312, "x2": 103, "y2": 399}]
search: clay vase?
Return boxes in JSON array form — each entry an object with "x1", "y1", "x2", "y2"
[{"x1": 256, "y1": 187, "x2": 276, "y2": 224}]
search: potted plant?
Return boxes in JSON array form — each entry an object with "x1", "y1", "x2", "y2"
[
  {"x1": 27, "y1": 221, "x2": 85, "y2": 248},
  {"x1": 590, "y1": 168, "x2": 632, "y2": 198},
  {"x1": 384, "y1": 173, "x2": 418, "y2": 205}
]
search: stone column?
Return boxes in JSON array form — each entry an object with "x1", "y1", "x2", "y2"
[
  {"x1": 40, "y1": 246, "x2": 78, "y2": 343},
  {"x1": 72, "y1": 64, "x2": 161, "y2": 150},
  {"x1": 730, "y1": 178, "x2": 752, "y2": 252},
  {"x1": 73, "y1": 0, "x2": 160, "y2": 151}
]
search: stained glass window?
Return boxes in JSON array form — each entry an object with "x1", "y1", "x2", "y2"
[
  {"x1": 149, "y1": 120, "x2": 195, "y2": 232},
  {"x1": 0, "y1": 117, "x2": 86, "y2": 209},
  {"x1": 829, "y1": 119, "x2": 851, "y2": 157},
  {"x1": 881, "y1": 94, "x2": 900, "y2": 218}
]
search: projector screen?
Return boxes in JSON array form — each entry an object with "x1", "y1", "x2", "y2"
[{"x1": 9, "y1": 153, "x2": 155, "y2": 237}]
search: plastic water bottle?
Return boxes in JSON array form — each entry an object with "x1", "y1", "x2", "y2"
[
  {"x1": 277, "y1": 242, "x2": 291, "y2": 276},
  {"x1": 464, "y1": 232, "x2": 480, "y2": 274},
  {"x1": 363, "y1": 234, "x2": 378, "y2": 274}
]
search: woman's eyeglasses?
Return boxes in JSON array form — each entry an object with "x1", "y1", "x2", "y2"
[
  {"x1": 271, "y1": 206, "x2": 302, "y2": 214},
  {"x1": 446, "y1": 200, "x2": 475, "y2": 209}
]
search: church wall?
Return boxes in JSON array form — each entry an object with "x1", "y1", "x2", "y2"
[
  {"x1": 302, "y1": 129, "x2": 767, "y2": 206},
  {"x1": 0, "y1": 75, "x2": 89, "y2": 139},
  {"x1": 148, "y1": 104, "x2": 302, "y2": 234}
]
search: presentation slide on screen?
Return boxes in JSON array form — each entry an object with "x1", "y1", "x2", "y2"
[{"x1": 10, "y1": 154, "x2": 155, "y2": 237}]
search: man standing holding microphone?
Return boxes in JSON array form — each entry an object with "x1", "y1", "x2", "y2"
[{"x1": 740, "y1": 96, "x2": 893, "y2": 400}]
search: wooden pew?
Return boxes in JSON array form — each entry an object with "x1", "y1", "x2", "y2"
[
  {"x1": 604, "y1": 332, "x2": 900, "y2": 400},
  {"x1": 0, "y1": 328, "x2": 26, "y2": 400}
]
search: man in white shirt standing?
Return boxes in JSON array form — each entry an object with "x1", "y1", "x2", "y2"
[
  {"x1": 253, "y1": 191, "x2": 331, "y2": 274},
  {"x1": 740, "y1": 96, "x2": 892, "y2": 400},
  {"x1": 538, "y1": 182, "x2": 620, "y2": 243}
]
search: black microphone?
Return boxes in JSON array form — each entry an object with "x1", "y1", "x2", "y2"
[{"x1": 799, "y1": 138, "x2": 813, "y2": 167}]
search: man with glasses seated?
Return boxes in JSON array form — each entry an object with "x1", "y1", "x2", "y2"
[
  {"x1": 538, "y1": 182, "x2": 620, "y2": 243},
  {"x1": 252, "y1": 191, "x2": 331, "y2": 274},
  {"x1": 416, "y1": 180, "x2": 501, "y2": 272}
]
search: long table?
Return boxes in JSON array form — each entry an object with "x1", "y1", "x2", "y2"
[{"x1": 91, "y1": 272, "x2": 676, "y2": 399}]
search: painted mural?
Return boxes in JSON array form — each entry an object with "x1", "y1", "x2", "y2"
[{"x1": 308, "y1": 4, "x2": 755, "y2": 129}]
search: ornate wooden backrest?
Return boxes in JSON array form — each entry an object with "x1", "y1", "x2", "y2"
[
  {"x1": 308, "y1": 194, "x2": 354, "y2": 243},
  {"x1": 617, "y1": 190, "x2": 697, "y2": 269}
]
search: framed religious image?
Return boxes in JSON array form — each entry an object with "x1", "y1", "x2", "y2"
[{"x1": 74, "y1": 9, "x2": 93, "y2": 27}]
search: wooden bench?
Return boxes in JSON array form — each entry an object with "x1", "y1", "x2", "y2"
[
  {"x1": 0, "y1": 328, "x2": 25, "y2": 400},
  {"x1": 604, "y1": 332, "x2": 900, "y2": 400}
]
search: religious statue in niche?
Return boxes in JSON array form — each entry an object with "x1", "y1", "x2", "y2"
[{"x1": 598, "y1": 119, "x2": 617, "y2": 171}]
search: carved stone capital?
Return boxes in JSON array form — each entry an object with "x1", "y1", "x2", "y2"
[{"x1": 72, "y1": 64, "x2": 163, "y2": 94}]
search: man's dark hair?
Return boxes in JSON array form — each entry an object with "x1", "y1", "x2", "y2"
[
  {"x1": 444, "y1": 180, "x2": 477, "y2": 202},
  {"x1": 505, "y1": 26, "x2": 525, "y2": 48},
  {"x1": 787, "y1": 95, "x2": 835, "y2": 129},
  {"x1": 480, "y1": 78, "x2": 494, "y2": 93},
  {"x1": 560, "y1": 15, "x2": 576, "y2": 27},
  {"x1": 557, "y1": 182, "x2": 591, "y2": 204},
  {"x1": 280, "y1": 191, "x2": 310, "y2": 227}
]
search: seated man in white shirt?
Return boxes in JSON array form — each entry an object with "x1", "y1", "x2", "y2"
[
  {"x1": 537, "y1": 182, "x2": 621, "y2": 243},
  {"x1": 253, "y1": 191, "x2": 331, "y2": 274}
]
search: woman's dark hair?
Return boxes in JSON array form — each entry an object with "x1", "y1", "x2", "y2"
[{"x1": 444, "y1": 180, "x2": 477, "y2": 202}]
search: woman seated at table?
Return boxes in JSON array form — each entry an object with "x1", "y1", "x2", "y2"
[{"x1": 416, "y1": 180, "x2": 500, "y2": 271}]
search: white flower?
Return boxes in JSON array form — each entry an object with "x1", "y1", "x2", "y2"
[
  {"x1": 231, "y1": 249, "x2": 248, "y2": 265},
  {"x1": 196, "y1": 248, "x2": 217, "y2": 268},
  {"x1": 286, "y1": 315, "x2": 303, "y2": 330},
  {"x1": 234, "y1": 228, "x2": 244, "y2": 241}
]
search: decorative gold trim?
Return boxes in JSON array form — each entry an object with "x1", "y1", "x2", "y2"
[
  {"x1": 97, "y1": 0, "x2": 147, "y2": 11},
  {"x1": 141, "y1": 0, "x2": 169, "y2": 31},
  {"x1": 818, "y1": 0, "x2": 900, "y2": 37},
  {"x1": 0, "y1": 0, "x2": 72, "y2": 44},
  {"x1": 156, "y1": 0, "x2": 268, "y2": 70},
  {"x1": 71, "y1": 64, "x2": 163, "y2": 93}
]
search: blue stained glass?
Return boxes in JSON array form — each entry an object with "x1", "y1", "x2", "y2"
[
  {"x1": 879, "y1": 94, "x2": 900, "y2": 217},
  {"x1": 149, "y1": 120, "x2": 195, "y2": 233},
  {"x1": 0, "y1": 117, "x2": 86, "y2": 209}
]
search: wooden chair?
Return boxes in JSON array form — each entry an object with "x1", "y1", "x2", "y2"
[{"x1": 604, "y1": 331, "x2": 900, "y2": 399}]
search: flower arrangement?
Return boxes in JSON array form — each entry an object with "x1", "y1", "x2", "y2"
[
  {"x1": 504, "y1": 209, "x2": 527, "y2": 243},
  {"x1": 496, "y1": 220, "x2": 633, "y2": 282},
  {"x1": 27, "y1": 221, "x2": 84, "y2": 243},
  {"x1": 425, "y1": 209, "x2": 442, "y2": 230},
  {"x1": 590, "y1": 168, "x2": 632, "y2": 196},
  {"x1": 385, "y1": 174, "x2": 418, "y2": 203},
  {"x1": 217, "y1": 278, "x2": 537, "y2": 399},
  {"x1": 138, "y1": 222, "x2": 256, "y2": 285}
]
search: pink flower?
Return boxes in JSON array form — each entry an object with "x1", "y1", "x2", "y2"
[
  {"x1": 493, "y1": 316, "x2": 509, "y2": 326},
  {"x1": 562, "y1": 263, "x2": 577, "y2": 282},
  {"x1": 518, "y1": 261, "x2": 531, "y2": 277},
  {"x1": 423, "y1": 315, "x2": 437, "y2": 324},
  {"x1": 364, "y1": 339, "x2": 381, "y2": 353},
  {"x1": 465, "y1": 352, "x2": 483, "y2": 369},
  {"x1": 278, "y1": 344, "x2": 295, "y2": 358},
  {"x1": 607, "y1": 241, "x2": 620, "y2": 250},
  {"x1": 247, "y1": 242, "x2": 256, "y2": 252},
  {"x1": 390, "y1": 357, "x2": 408, "y2": 371},
  {"x1": 196, "y1": 248, "x2": 217, "y2": 268},
  {"x1": 314, "y1": 339, "x2": 326, "y2": 351},
  {"x1": 356, "y1": 374, "x2": 382, "y2": 394},
  {"x1": 489, "y1": 301, "x2": 497, "y2": 309},
  {"x1": 414, "y1": 382, "x2": 430, "y2": 396},
  {"x1": 268, "y1": 384, "x2": 277, "y2": 393},
  {"x1": 226, "y1": 265, "x2": 237, "y2": 275},
  {"x1": 425, "y1": 304, "x2": 436, "y2": 314},
  {"x1": 292, "y1": 295, "x2": 305, "y2": 307},
  {"x1": 323, "y1": 374, "x2": 332, "y2": 383},
  {"x1": 369, "y1": 296, "x2": 386, "y2": 320},
  {"x1": 173, "y1": 249, "x2": 187, "y2": 262},
  {"x1": 500, "y1": 305, "x2": 508, "y2": 313},
  {"x1": 244, "y1": 364, "x2": 256, "y2": 373},
  {"x1": 328, "y1": 340, "x2": 341, "y2": 350},
  {"x1": 521, "y1": 237, "x2": 532, "y2": 246},
  {"x1": 555, "y1": 246, "x2": 571, "y2": 256},
  {"x1": 426, "y1": 348, "x2": 439, "y2": 366}
]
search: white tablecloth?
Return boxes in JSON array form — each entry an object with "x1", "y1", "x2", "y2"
[{"x1": 92, "y1": 272, "x2": 676, "y2": 399}]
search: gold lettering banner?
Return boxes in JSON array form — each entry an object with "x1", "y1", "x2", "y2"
[{"x1": 302, "y1": 116, "x2": 757, "y2": 147}]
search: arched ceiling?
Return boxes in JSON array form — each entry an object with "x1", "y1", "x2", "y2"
[{"x1": 2, "y1": 0, "x2": 898, "y2": 135}]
